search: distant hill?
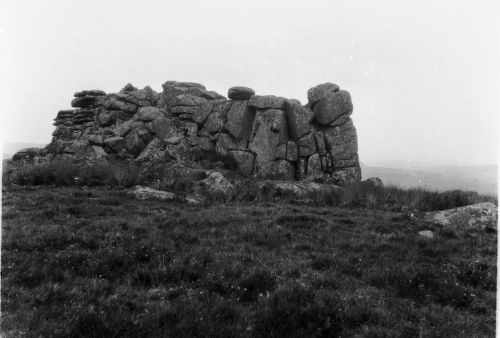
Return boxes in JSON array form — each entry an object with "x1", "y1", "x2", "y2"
[
  {"x1": 2, "y1": 142, "x2": 47, "y2": 160},
  {"x1": 362, "y1": 163, "x2": 497, "y2": 196}
]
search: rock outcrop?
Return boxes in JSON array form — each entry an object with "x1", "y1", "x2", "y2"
[
  {"x1": 425, "y1": 202, "x2": 497, "y2": 231},
  {"x1": 9, "y1": 81, "x2": 361, "y2": 184}
]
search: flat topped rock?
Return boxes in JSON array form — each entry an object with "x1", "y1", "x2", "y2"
[
  {"x1": 162, "y1": 81, "x2": 206, "y2": 90},
  {"x1": 129, "y1": 185, "x2": 201, "y2": 204},
  {"x1": 74, "y1": 90, "x2": 106, "y2": 97},
  {"x1": 228, "y1": 86, "x2": 255, "y2": 100},
  {"x1": 55, "y1": 110, "x2": 76, "y2": 119}
]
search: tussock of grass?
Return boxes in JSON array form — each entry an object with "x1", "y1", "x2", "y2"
[{"x1": 5, "y1": 159, "x2": 141, "y2": 188}]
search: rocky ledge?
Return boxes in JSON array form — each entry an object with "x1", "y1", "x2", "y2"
[{"x1": 8, "y1": 81, "x2": 361, "y2": 184}]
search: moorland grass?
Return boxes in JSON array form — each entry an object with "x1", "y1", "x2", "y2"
[
  {"x1": 4, "y1": 159, "x2": 497, "y2": 212},
  {"x1": 1, "y1": 186, "x2": 496, "y2": 337}
]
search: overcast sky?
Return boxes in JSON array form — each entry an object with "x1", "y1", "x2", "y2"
[{"x1": 1, "y1": 0, "x2": 498, "y2": 165}]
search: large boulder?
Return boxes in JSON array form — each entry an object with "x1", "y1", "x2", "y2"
[
  {"x1": 195, "y1": 171, "x2": 234, "y2": 201},
  {"x1": 363, "y1": 177, "x2": 383, "y2": 187},
  {"x1": 284, "y1": 99, "x2": 314, "y2": 140},
  {"x1": 119, "y1": 83, "x2": 138, "y2": 92},
  {"x1": 228, "y1": 86, "x2": 255, "y2": 100},
  {"x1": 425, "y1": 202, "x2": 498, "y2": 231},
  {"x1": 116, "y1": 85, "x2": 158, "y2": 107},
  {"x1": 74, "y1": 90, "x2": 106, "y2": 97},
  {"x1": 313, "y1": 90, "x2": 352, "y2": 125},
  {"x1": 248, "y1": 109, "x2": 289, "y2": 176},
  {"x1": 307, "y1": 83, "x2": 339, "y2": 107},
  {"x1": 224, "y1": 100, "x2": 255, "y2": 143},
  {"x1": 321, "y1": 118, "x2": 358, "y2": 164},
  {"x1": 71, "y1": 95, "x2": 100, "y2": 109},
  {"x1": 164, "y1": 81, "x2": 206, "y2": 90},
  {"x1": 158, "y1": 81, "x2": 224, "y2": 110}
]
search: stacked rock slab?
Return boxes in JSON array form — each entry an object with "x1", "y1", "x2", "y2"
[{"x1": 14, "y1": 81, "x2": 361, "y2": 184}]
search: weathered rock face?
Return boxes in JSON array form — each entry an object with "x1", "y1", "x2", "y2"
[{"x1": 11, "y1": 81, "x2": 361, "y2": 185}]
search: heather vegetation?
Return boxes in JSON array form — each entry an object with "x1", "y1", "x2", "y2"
[
  {"x1": 2, "y1": 183, "x2": 497, "y2": 337},
  {"x1": 4, "y1": 159, "x2": 496, "y2": 212}
]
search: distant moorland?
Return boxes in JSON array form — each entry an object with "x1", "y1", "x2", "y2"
[{"x1": 362, "y1": 163, "x2": 497, "y2": 195}]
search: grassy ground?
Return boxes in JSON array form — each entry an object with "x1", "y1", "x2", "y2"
[{"x1": 1, "y1": 186, "x2": 497, "y2": 337}]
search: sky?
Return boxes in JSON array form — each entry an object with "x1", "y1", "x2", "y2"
[{"x1": 1, "y1": 0, "x2": 499, "y2": 166}]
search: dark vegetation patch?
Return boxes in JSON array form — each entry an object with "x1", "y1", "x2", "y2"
[
  {"x1": 1, "y1": 186, "x2": 497, "y2": 337},
  {"x1": 4, "y1": 159, "x2": 496, "y2": 212}
]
